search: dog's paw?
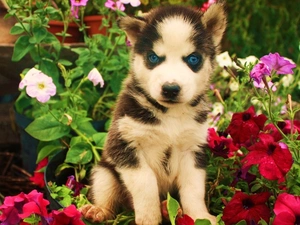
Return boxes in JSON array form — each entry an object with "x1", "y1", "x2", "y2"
[{"x1": 79, "y1": 204, "x2": 114, "y2": 223}]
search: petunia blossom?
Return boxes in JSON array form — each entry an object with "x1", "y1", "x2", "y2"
[
  {"x1": 88, "y1": 68, "x2": 105, "y2": 88},
  {"x1": 200, "y1": 0, "x2": 217, "y2": 12},
  {"x1": 242, "y1": 133, "x2": 293, "y2": 181},
  {"x1": 207, "y1": 128, "x2": 239, "y2": 158},
  {"x1": 273, "y1": 193, "x2": 300, "y2": 225},
  {"x1": 105, "y1": 0, "x2": 125, "y2": 11},
  {"x1": 253, "y1": 80, "x2": 277, "y2": 91},
  {"x1": 50, "y1": 205, "x2": 85, "y2": 225},
  {"x1": 19, "y1": 68, "x2": 41, "y2": 89},
  {"x1": 264, "y1": 120, "x2": 300, "y2": 141},
  {"x1": 30, "y1": 157, "x2": 49, "y2": 188},
  {"x1": 176, "y1": 214, "x2": 194, "y2": 225},
  {"x1": 222, "y1": 191, "x2": 271, "y2": 225},
  {"x1": 260, "y1": 52, "x2": 296, "y2": 75},
  {"x1": 226, "y1": 106, "x2": 267, "y2": 145},
  {"x1": 70, "y1": 0, "x2": 88, "y2": 18},
  {"x1": 25, "y1": 71, "x2": 56, "y2": 103},
  {"x1": 120, "y1": 0, "x2": 141, "y2": 7},
  {"x1": 249, "y1": 62, "x2": 271, "y2": 84}
]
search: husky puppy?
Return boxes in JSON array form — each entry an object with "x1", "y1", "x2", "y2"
[{"x1": 80, "y1": 3, "x2": 226, "y2": 225}]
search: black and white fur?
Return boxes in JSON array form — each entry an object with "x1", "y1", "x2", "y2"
[{"x1": 81, "y1": 3, "x2": 226, "y2": 225}]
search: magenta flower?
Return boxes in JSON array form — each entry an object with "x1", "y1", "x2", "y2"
[
  {"x1": 253, "y1": 80, "x2": 277, "y2": 91},
  {"x1": 105, "y1": 0, "x2": 125, "y2": 11},
  {"x1": 120, "y1": 0, "x2": 141, "y2": 7},
  {"x1": 226, "y1": 106, "x2": 267, "y2": 144},
  {"x1": 30, "y1": 157, "x2": 49, "y2": 188},
  {"x1": 88, "y1": 68, "x2": 104, "y2": 88},
  {"x1": 242, "y1": 133, "x2": 293, "y2": 181},
  {"x1": 200, "y1": 0, "x2": 216, "y2": 12},
  {"x1": 260, "y1": 52, "x2": 296, "y2": 75},
  {"x1": 70, "y1": 0, "x2": 88, "y2": 18},
  {"x1": 50, "y1": 205, "x2": 85, "y2": 225},
  {"x1": 207, "y1": 128, "x2": 239, "y2": 158},
  {"x1": 273, "y1": 193, "x2": 300, "y2": 225},
  {"x1": 249, "y1": 62, "x2": 271, "y2": 84},
  {"x1": 222, "y1": 191, "x2": 271, "y2": 225}
]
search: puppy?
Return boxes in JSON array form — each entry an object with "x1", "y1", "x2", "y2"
[{"x1": 81, "y1": 3, "x2": 226, "y2": 225}]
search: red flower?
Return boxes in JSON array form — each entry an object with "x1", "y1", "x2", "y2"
[
  {"x1": 50, "y1": 205, "x2": 85, "y2": 225},
  {"x1": 207, "y1": 128, "x2": 239, "y2": 158},
  {"x1": 264, "y1": 120, "x2": 300, "y2": 141},
  {"x1": 273, "y1": 193, "x2": 300, "y2": 225},
  {"x1": 176, "y1": 214, "x2": 194, "y2": 225},
  {"x1": 226, "y1": 106, "x2": 267, "y2": 144},
  {"x1": 30, "y1": 157, "x2": 48, "y2": 188},
  {"x1": 222, "y1": 192, "x2": 271, "y2": 225},
  {"x1": 242, "y1": 133, "x2": 293, "y2": 181}
]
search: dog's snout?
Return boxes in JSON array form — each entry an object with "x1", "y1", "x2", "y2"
[{"x1": 161, "y1": 82, "x2": 181, "y2": 100}]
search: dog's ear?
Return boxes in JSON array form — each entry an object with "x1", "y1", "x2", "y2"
[
  {"x1": 201, "y1": 2, "x2": 227, "y2": 49},
  {"x1": 118, "y1": 16, "x2": 147, "y2": 46}
]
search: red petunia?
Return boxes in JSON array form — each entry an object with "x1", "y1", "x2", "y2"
[
  {"x1": 226, "y1": 106, "x2": 267, "y2": 144},
  {"x1": 242, "y1": 133, "x2": 293, "y2": 181},
  {"x1": 273, "y1": 193, "x2": 300, "y2": 225},
  {"x1": 30, "y1": 157, "x2": 48, "y2": 188},
  {"x1": 264, "y1": 120, "x2": 300, "y2": 141},
  {"x1": 207, "y1": 128, "x2": 240, "y2": 158},
  {"x1": 222, "y1": 191, "x2": 271, "y2": 225},
  {"x1": 50, "y1": 204, "x2": 85, "y2": 225},
  {"x1": 176, "y1": 214, "x2": 194, "y2": 225}
]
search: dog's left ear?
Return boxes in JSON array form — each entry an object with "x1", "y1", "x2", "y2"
[
  {"x1": 118, "y1": 16, "x2": 147, "y2": 46},
  {"x1": 201, "y1": 2, "x2": 227, "y2": 49}
]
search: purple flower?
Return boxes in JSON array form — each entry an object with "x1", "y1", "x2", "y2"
[
  {"x1": 249, "y1": 62, "x2": 271, "y2": 84},
  {"x1": 260, "y1": 52, "x2": 296, "y2": 75}
]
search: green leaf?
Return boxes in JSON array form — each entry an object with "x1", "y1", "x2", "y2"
[
  {"x1": 10, "y1": 23, "x2": 25, "y2": 35},
  {"x1": 167, "y1": 193, "x2": 180, "y2": 225},
  {"x1": 92, "y1": 132, "x2": 107, "y2": 147},
  {"x1": 235, "y1": 220, "x2": 247, "y2": 225},
  {"x1": 12, "y1": 35, "x2": 35, "y2": 61},
  {"x1": 195, "y1": 219, "x2": 211, "y2": 225},
  {"x1": 32, "y1": 26, "x2": 48, "y2": 43},
  {"x1": 66, "y1": 142, "x2": 93, "y2": 164},
  {"x1": 55, "y1": 163, "x2": 74, "y2": 177},
  {"x1": 25, "y1": 114, "x2": 70, "y2": 141},
  {"x1": 36, "y1": 144, "x2": 62, "y2": 163}
]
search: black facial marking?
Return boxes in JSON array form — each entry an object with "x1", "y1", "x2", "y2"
[
  {"x1": 190, "y1": 94, "x2": 205, "y2": 107},
  {"x1": 194, "y1": 110, "x2": 209, "y2": 124}
]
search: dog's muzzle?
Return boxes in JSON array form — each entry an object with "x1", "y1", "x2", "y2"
[{"x1": 161, "y1": 82, "x2": 181, "y2": 102}]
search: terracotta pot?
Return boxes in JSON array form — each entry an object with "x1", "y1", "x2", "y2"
[
  {"x1": 84, "y1": 15, "x2": 108, "y2": 36},
  {"x1": 48, "y1": 20, "x2": 82, "y2": 43}
]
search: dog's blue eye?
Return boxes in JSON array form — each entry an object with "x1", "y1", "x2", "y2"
[
  {"x1": 187, "y1": 54, "x2": 200, "y2": 66},
  {"x1": 148, "y1": 52, "x2": 160, "y2": 64}
]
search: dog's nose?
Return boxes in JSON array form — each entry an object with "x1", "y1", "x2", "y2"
[{"x1": 161, "y1": 82, "x2": 181, "y2": 100}]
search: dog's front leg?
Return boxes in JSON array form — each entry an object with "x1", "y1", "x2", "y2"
[
  {"x1": 119, "y1": 157, "x2": 162, "y2": 225},
  {"x1": 178, "y1": 151, "x2": 216, "y2": 225}
]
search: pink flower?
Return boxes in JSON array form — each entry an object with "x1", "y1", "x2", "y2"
[
  {"x1": 226, "y1": 106, "x2": 267, "y2": 144},
  {"x1": 70, "y1": 0, "x2": 88, "y2": 18},
  {"x1": 120, "y1": 0, "x2": 141, "y2": 7},
  {"x1": 50, "y1": 205, "x2": 85, "y2": 225},
  {"x1": 253, "y1": 80, "x2": 277, "y2": 91},
  {"x1": 273, "y1": 193, "x2": 300, "y2": 225},
  {"x1": 222, "y1": 192, "x2": 271, "y2": 225},
  {"x1": 242, "y1": 133, "x2": 293, "y2": 181},
  {"x1": 200, "y1": 0, "x2": 216, "y2": 12},
  {"x1": 260, "y1": 52, "x2": 296, "y2": 75},
  {"x1": 105, "y1": 0, "x2": 125, "y2": 11},
  {"x1": 249, "y1": 62, "x2": 271, "y2": 84},
  {"x1": 21, "y1": 68, "x2": 56, "y2": 103},
  {"x1": 88, "y1": 68, "x2": 104, "y2": 88}
]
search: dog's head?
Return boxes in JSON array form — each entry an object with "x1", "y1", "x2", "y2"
[{"x1": 119, "y1": 3, "x2": 226, "y2": 107}]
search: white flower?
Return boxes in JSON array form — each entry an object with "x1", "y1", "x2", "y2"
[
  {"x1": 229, "y1": 81, "x2": 239, "y2": 92},
  {"x1": 88, "y1": 68, "x2": 105, "y2": 88},
  {"x1": 211, "y1": 102, "x2": 224, "y2": 116},
  {"x1": 281, "y1": 74, "x2": 294, "y2": 87},
  {"x1": 216, "y1": 51, "x2": 233, "y2": 68},
  {"x1": 237, "y1": 55, "x2": 258, "y2": 67},
  {"x1": 24, "y1": 69, "x2": 56, "y2": 103},
  {"x1": 120, "y1": 0, "x2": 141, "y2": 7}
]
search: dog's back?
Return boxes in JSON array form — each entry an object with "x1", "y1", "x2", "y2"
[{"x1": 81, "y1": 3, "x2": 226, "y2": 225}]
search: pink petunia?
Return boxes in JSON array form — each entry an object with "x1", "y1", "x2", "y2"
[
  {"x1": 69, "y1": 0, "x2": 88, "y2": 18},
  {"x1": 50, "y1": 205, "x2": 85, "y2": 225},
  {"x1": 260, "y1": 52, "x2": 296, "y2": 75},
  {"x1": 30, "y1": 157, "x2": 49, "y2": 188},
  {"x1": 249, "y1": 62, "x2": 271, "y2": 85},
  {"x1": 87, "y1": 68, "x2": 104, "y2": 88},
  {"x1": 273, "y1": 193, "x2": 300, "y2": 225},
  {"x1": 105, "y1": 0, "x2": 125, "y2": 11}
]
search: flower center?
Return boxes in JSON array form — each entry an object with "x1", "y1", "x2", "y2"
[
  {"x1": 242, "y1": 113, "x2": 251, "y2": 121},
  {"x1": 267, "y1": 144, "x2": 276, "y2": 155},
  {"x1": 242, "y1": 198, "x2": 254, "y2": 210},
  {"x1": 38, "y1": 82, "x2": 45, "y2": 90},
  {"x1": 295, "y1": 215, "x2": 300, "y2": 225}
]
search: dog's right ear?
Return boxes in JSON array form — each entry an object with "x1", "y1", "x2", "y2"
[{"x1": 118, "y1": 16, "x2": 147, "y2": 46}]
